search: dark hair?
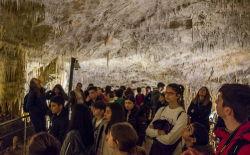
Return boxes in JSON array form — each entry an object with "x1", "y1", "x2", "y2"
[
  {"x1": 160, "y1": 93, "x2": 165, "y2": 98},
  {"x1": 50, "y1": 95, "x2": 65, "y2": 106},
  {"x1": 137, "y1": 87, "x2": 141, "y2": 93},
  {"x1": 88, "y1": 86, "x2": 97, "y2": 92},
  {"x1": 116, "y1": 89, "x2": 124, "y2": 98},
  {"x1": 146, "y1": 86, "x2": 151, "y2": 90},
  {"x1": 101, "y1": 88, "x2": 104, "y2": 93},
  {"x1": 105, "y1": 102, "x2": 125, "y2": 134},
  {"x1": 30, "y1": 78, "x2": 45, "y2": 97},
  {"x1": 88, "y1": 83, "x2": 94, "y2": 87},
  {"x1": 28, "y1": 132, "x2": 61, "y2": 155},
  {"x1": 69, "y1": 104, "x2": 94, "y2": 147},
  {"x1": 125, "y1": 88, "x2": 134, "y2": 96},
  {"x1": 192, "y1": 87, "x2": 211, "y2": 106},
  {"x1": 157, "y1": 82, "x2": 165, "y2": 89},
  {"x1": 93, "y1": 100, "x2": 106, "y2": 112},
  {"x1": 219, "y1": 84, "x2": 250, "y2": 123},
  {"x1": 105, "y1": 86, "x2": 111, "y2": 94},
  {"x1": 120, "y1": 86, "x2": 126, "y2": 91},
  {"x1": 191, "y1": 122, "x2": 209, "y2": 145},
  {"x1": 77, "y1": 83, "x2": 82, "y2": 87},
  {"x1": 53, "y1": 84, "x2": 66, "y2": 94},
  {"x1": 111, "y1": 123, "x2": 147, "y2": 155},
  {"x1": 167, "y1": 83, "x2": 185, "y2": 106},
  {"x1": 124, "y1": 95, "x2": 136, "y2": 103},
  {"x1": 108, "y1": 91, "x2": 115, "y2": 98}
]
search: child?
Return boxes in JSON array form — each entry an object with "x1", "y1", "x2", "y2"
[
  {"x1": 97, "y1": 87, "x2": 107, "y2": 104},
  {"x1": 50, "y1": 95, "x2": 69, "y2": 145},
  {"x1": 97, "y1": 102, "x2": 126, "y2": 155},
  {"x1": 181, "y1": 122, "x2": 213, "y2": 155},
  {"x1": 135, "y1": 87, "x2": 144, "y2": 105},
  {"x1": 108, "y1": 122, "x2": 147, "y2": 155},
  {"x1": 146, "y1": 83, "x2": 187, "y2": 155},
  {"x1": 155, "y1": 93, "x2": 169, "y2": 113},
  {"x1": 92, "y1": 100, "x2": 107, "y2": 154}
]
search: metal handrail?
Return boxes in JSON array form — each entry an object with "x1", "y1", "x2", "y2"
[{"x1": 0, "y1": 115, "x2": 32, "y2": 155}]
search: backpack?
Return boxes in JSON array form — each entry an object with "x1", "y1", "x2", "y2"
[{"x1": 23, "y1": 93, "x2": 29, "y2": 113}]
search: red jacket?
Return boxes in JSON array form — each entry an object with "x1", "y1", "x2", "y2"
[
  {"x1": 214, "y1": 121, "x2": 250, "y2": 155},
  {"x1": 99, "y1": 94, "x2": 107, "y2": 103}
]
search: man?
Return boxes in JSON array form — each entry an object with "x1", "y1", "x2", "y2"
[
  {"x1": 144, "y1": 86, "x2": 152, "y2": 106},
  {"x1": 84, "y1": 83, "x2": 94, "y2": 98},
  {"x1": 49, "y1": 95, "x2": 69, "y2": 145},
  {"x1": 85, "y1": 86, "x2": 102, "y2": 107},
  {"x1": 66, "y1": 83, "x2": 85, "y2": 110},
  {"x1": 182, "y1": 84, "x2": 250, "y2": 155},
  {"x1": 151, "y1": 82, "x2": 165, "y2": 117}
]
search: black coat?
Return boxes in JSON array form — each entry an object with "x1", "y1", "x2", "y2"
[
  {"x1": 50, "y1": 107, "x2": 69, "y2": 145},
  {"x1": 144, "y1": 92, "x2": 152, "y2": 106},
  {"x1": 125, "y1": 105, "x2": 147, "y2": 146},
  {"x1": 27, "y1": 88, "x2": 48, "y2": 115},
  {"x1": 187, "y1": 101, "x2": 212, "y2": 131}
]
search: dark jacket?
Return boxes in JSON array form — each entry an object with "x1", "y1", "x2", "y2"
[
  {"x1": 92, "y1": 117, "x2": 107, "y2": 153},
  {"x1": 125, "y1": 105, "x2": 147, "y2": 146},
  {"x1": 151, "y1": 90, "x2": 161, "y2": 117},
  {"x1": 135, "y1": 94, "x2": 145, "y2": 105},
  {"x1": 152, "y1": 119, "x2": 173, "y2": 134},
  {"x1": 144, "y1": 92, "x2": 152, "y2": 106},
  {"x1": 50, "y1": 107, "x2": 69, "y2": 145},
  {"x1": 85, "y1": 95, "x2": 102, "y2": 107},
  {"x1": 214, "y1": 121, "x2": 250, "y2": 155},
  {"x1": 187, "y1": 101, "x2": 212, "y2": 131},
  {"x1": 60, "y1": 130, "x2": 90, "y2": 155},
  {"x1": 156, "y1": 101, "x2": 169, "y2": 113},
  {"x1": 27, "y1": 88, "x2": 48, "y2": 115},
  {"x1": 66, "y1": 89, "x2": 85, "y2": 109}
]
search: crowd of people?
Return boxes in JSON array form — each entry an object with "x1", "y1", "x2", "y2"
[{"x1": 25, "y1": 78, "x2": 250, "y2": 155}]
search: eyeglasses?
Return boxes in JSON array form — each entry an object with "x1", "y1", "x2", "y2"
[
  {"x1": 186, "y1": 125, "x2": 196, "y2": 138},
  {"x1": 165, "y1": 92, "x2": 177, "y2": 96}
]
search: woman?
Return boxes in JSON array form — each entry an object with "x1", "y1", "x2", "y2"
[
  {"x1": 66, "y1": 83, "x2": 85, "y2": 110},
  {"x1": 104, "y1": 86, "x2": 111, "y2": 97},
  {"x1": 108, "y1": 122, "x2": 147, "y2": 155},
  {"x1": 60, "y1": 104, "x2": 94, "y2": 155},
  {"x1": 124, "y1": 95, "x2": 147, "y2": 146},
  {"x1": 27, "y1": 78, "x2": 48, "y2": 133},
  {"x1": 187, "y1": 87, "x2": 212, "y2": 131},
  {"x1": 146, "y1": 83, "x2": 187, "y2": 155},
  {"x1": 97, "y1": 102, "x2": 126, "y2": 155},
  {"x1": 28, "y1": 132, "x2": 61, "y2": 155}
]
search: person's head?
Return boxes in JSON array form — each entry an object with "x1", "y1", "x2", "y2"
[
  {"x1": 165, "y1": 83, "x2": 184, "y2": 106},
  {"x1": 159, "y1": 93, "x2": 165, "y2": 103},
  {"x1": 108, "y1": 122, "x2": 146, "y2": 155},
  {"x1": 104, "y1": 102, "x2": 125, "y2": 134},
  {"x1": 76, "y1": 83, "x2": 82, "y2": 90},
  {"x1": 53, "y1": 84, "x2": 65, "y2": 95},
  {"x1": 192, "y1": 87, "x2": 211, "y2": 106},
  {"x1": 69, "y1": 104, "x2": 94, "y2": 147},
  {"x1": 181, "y1": 123, "x2": 209, "y2": 146},
  {"x1": 216, "y1": 84, "x2": 250, "y2": 124},
  {"x1": 120, "y1": 86, "x2": 126, "y2": 91},
  {"x1": 50, "y1": 96, "x2": 65, "y2": 115},
  {"x1": 28, "y1": 132, "x2": 61, "y2": 155},
  {"x1": 30, "y1": 78, "x2": 44, "y2": 97},
  {"x1": 105, "y1": 86, "x2": 111, "y2": 94},
  {"x1": 108, "y1": 91, "x2": 115, "y2": 98},
  {"x1": 125, "y1": 87, "x2": 134, "y2": 96},
  {"x1": 97, "y1": 87, "x2": 103, "y2": 95},
  {"x1": 115, "y1": 89, "x2": 124, "y2": 98},
  {"x1": 124, "y1": 95, "x2": 136, "y2": 111},
  {"x1": 137, "y1": 87, "x2": 142, "y2": 94},
  {"x1": 146, "y1": 86, "x2": 151, "y2": 93},
  {"x1": 88, "y1": 83, "x2": 94, "y2": 89},
  {"x1": 93, "y1": 100, "x2": 106, "y2": 117},
  {"x1": 157, "y1": 82, "x2": 165, "y2": 91},
  {"x1": 88, "y1": 87, "x2": 98, "y2": 100}
]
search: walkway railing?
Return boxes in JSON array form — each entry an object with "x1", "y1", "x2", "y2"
[{"x1": 0, "y1": 115, "x2": 33, "y2": 155}]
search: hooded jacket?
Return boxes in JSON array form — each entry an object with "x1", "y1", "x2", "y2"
[
  {"x1": 92, "y1": 117, "x2": 107, "y2": 153},
  {"x1": 50, "y1": 107, "x2": 69, "y2": 145},
  {"x1": 214, "y1": 121, "x2": 250, "y2": 155},
  {"x1": 60, "y1": 130, "x2": 90, "y2": 155},
  {"x1": 125, "y1": 105, "x2": 147, "y2": 146}
]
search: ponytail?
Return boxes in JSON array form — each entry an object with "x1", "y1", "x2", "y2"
[{"x1": 167, "y1": 83, "x2": 185, "y2": 106}]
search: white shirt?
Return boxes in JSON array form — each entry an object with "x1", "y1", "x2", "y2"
[
  {"x1": 95, "y1": 118, "x2": 104, "y2": 128},
  {"x1": 146, "y1": 106, "x2": 187, "y2": 155}
]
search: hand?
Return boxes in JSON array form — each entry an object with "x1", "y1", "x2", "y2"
[
  {"x1": 141, "y1": 102, "x2": 144, "y2": 105},
  {"x1": 191, "y1": 109, "x2": 194, "y2": 113},
  {"x1": 149, "y1": 125, "x2": 154, "y2": 129},
  {"x1": 158, "y1": 130, "x2": 166, "y2": 135},
  {"x1": 181, "y1": 147, "x2": 205, "y2": 155},
  {"x1": 86, "y1": 96, "x2": 91, "y2": 102}
]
